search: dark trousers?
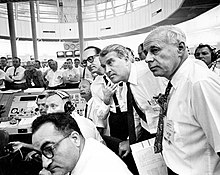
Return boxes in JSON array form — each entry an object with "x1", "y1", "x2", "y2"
[
  {"x1": 102, "y1": 135, "x2": 139, "y2": 175},
  {"x1": 103, "y1": 111, "x2": 139, "y2": 174},
  {"x1": 109, "y1": 111, "x2": 129, "y2": 140}
]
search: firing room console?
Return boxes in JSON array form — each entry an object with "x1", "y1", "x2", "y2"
[{"x1": 0, "y1": 88, "x2": 86, "y2": 135}]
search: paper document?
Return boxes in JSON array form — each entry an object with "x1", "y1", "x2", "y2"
[{"x1": 130, "y1": 138, "x2": 167, "y2": 175}]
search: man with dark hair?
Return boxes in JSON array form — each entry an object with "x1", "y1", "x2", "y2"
[
  {"x1": 24, "y1": 61, "x2": 45, "y2": 88},
  {"x1": 32, "y1": 112, "x2": 133, "y2": 175},
  {"x1": 63, "y1": 58, "x2": 80, "y2": 88},
  {"x1": 137, "y1": 43, "x2": 146, "y2": 60},
  {"x1": 194, "y1": 43, "x2": 220, "y2": 71},
  {"x1": 5, "y1": 57, "x2": 27, "y2": 90},
  {"x1": 0, "y1": 57, "x2": 10, "y2": 72},
  {"x1": 82, "y1": 46, "x2": 109, "y2": 135}
]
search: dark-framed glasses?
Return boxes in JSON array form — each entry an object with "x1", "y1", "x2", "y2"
[
  {"x1": 41, "y1": 132, "x2": 71, "y2": 159},
  {"x1": 83, "y1": 54, "x2": 99, "y2": 64}
]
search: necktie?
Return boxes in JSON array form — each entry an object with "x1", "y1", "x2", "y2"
[
  {"x1": 84, "y1": 104, "x2": 88, "y2": 118},
  {"x1": 154, "y1": 81, "x2": 173, "y2": 153},
  {"x1": 13, "y1": 67, "x2": 17, "y2": 76},
  {"x1": 82, "y1": 67, "x2": 86, "y2": 78},
  {"x1": 126, "y1": 82, "x2": 137, "y2": 144}
]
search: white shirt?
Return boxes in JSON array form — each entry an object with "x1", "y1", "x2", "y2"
[
  {"x1": 82, "y1": 67, "x2": 93, "y2": 80},
  {"x1": 45, "y1": 69, "x2": 63, "y2": 87},
  {"x1": 89, "y1": 75, "x2": 109, "y2": 129},
  {"x1": 0, "y1": 69, "x2": 5, "y2": 89},
  {"x1": 71, "y1": 138, "x2": 132, "y2": 175},
  {"x1": 71, "y1": 112, "x2": 104, "y2": 143},
  {"x1": 86, "y1": 97, "x2": 109, "y2": 129},
  {"x1": 74, "y1": 66, "x2": 83, "y2": 79},
  {"x1": 63, "y1": 68, "x2": 80, "y2": 83},
  {"x1": 128, "y1": 60, "x2": 167, "y2": 133},
  {"x1": 6, "y1": 66, "x2": 26, "y2": 84},
  {"x1": 163, "y1": 58, "x2": 220, "y2": 175}
]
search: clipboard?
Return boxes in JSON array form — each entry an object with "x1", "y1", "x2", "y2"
[{"x1": 130, "y1": 138, "x2": 168, "y2": 175}]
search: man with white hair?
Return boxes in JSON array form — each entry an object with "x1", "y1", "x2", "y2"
[{"x1": 144, "y1": 25, "x2": 220, "y2": 175}]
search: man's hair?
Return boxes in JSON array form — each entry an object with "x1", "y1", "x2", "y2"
[
  {"x1": 74, "y1": 58, "x2": 80, "y2": 61},
  {"x1": 79, "y1": 78, "x2": 92, "y2": 85},
  {"x1": 0, "y1": 57, "x2": 7, "y2": 60},
  {"x1": 194, "y1": 44, "x2": 217, "y2": 62},
  {"x1": 138, "y1": 43, "x2": 144, "y2": 51},
  {"x1": 35, "y1": 60, "x2": 41, "y2": 67},
  {"x1": 32, "y1": 112, "x2": 82, "y2": 136},
  {"x1": 144, "y1": 25, "x2": 186, "y2": 47},
  {"x1": 13, "y1": 57, "x2": 21, "y2": 62},
  {"x1": 100, "y1": 44, "x2": 132, "y2": 61},
  {"x1": 84, "y1": 46, "x2": 101, "y2": 55},
  {"x1": 66, "y1": 58, "x2": 72, "y2": 62},
  {"x1": 47, "y1": 59, "x2": 54, "y2": 63}
]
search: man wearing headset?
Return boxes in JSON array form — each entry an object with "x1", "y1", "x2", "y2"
[
  {"x1": 10, "y1": 90, "x2": 104, "y2": 155},
  {"x1": 39, "y1": 90, "x2": 104, "y2": 143}
]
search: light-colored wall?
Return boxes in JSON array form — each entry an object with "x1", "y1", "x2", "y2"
[
  {"x1": 0, "y1": 0, "x2": 182, "y2": 40},
  {"x1": 0, "y1": 3, "x2": 219, "y2": 62}
]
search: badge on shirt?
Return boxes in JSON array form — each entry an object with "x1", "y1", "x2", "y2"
[{"x1": 164, "y1": 118, "x2": 175, "y2": 144}]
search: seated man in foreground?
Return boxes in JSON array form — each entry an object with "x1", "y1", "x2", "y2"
[{"x1": 32, "y1": 112, "x2": 133, "y2": 175}]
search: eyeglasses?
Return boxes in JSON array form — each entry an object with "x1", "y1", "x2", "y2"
[
  {"x1": 41, "y1": 132, "x2": 71, "y2": 159},
  {"x1": 83, "y1": 54, "x2": 99, "y2": 65}
]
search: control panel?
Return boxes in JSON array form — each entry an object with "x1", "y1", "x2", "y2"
[
  {"x1": 0, "y1": 88, "x2": 86, "y2": 134},
  {"x1": 9, "y1": 95, "x2": 39, "y2": 119}
]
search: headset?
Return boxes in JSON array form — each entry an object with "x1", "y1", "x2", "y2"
[
  {"x1": 194, "y1": 44, "x2": 218, "y2": 62},
  {"x1": 36, "y1": 90, "x2": 75, "y2": 114}
]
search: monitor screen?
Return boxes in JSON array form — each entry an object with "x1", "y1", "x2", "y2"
[
  {"x1": 57, "y1": 51, "x2": 65, "y2": 58},
  {"x1": 65, "y1": 51, "x2": 74, "y2": 57},
  {"x1": 74, "y1": 50, "x2": 80, "y2": 57}
]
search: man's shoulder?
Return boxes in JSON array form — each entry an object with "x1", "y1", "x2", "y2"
[
  {"x1": 0, "y1": 69, "x2": 5, "y2": 74},
  {"x1": 6, "y1": 66, "x2": 13, "y2": 71},
  {"x1": 18, "y1": 66, "x2": 26, "y2": 71}
]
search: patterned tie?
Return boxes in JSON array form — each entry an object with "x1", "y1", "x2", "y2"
[{"x1": 154, "y1": 81, "x2": 173, "y2": 153}]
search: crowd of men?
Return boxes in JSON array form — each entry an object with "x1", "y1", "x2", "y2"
[
  {"x1": 0, "y1": 25, "x2": 220, "y2": 175},
  {"x1": 0, "y1": 56, "x2": 95, "y2": 90}
]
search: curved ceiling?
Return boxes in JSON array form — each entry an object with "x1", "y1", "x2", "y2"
[{"x1": 0, "y1": 0, "x2": 219, "y2": 41}]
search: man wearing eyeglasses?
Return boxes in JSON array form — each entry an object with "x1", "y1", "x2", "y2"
[
  {"x1": 82, "y1": 46, "x2": 111, "y2": 135},
  {"x1": 32, "y1": 112, "x2": 133, "y2": 175},
  {"x1": 84, "y1": 46, "x2": 143, "y2": 174}
]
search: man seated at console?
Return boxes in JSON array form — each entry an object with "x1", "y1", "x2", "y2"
[{"x1": 9, "y1": 89, "x2": 105, "y2": 150}]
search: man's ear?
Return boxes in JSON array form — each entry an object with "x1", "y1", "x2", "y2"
[
  {"x1": 177, "y1": 42, "x2": 186, "y2": 58},
  {"x1": 178, "y1": 42, "x2": 186, "y2": 52},
  {"x1": 70, "y1": 131, "x2": 81, "y2": 147}
]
